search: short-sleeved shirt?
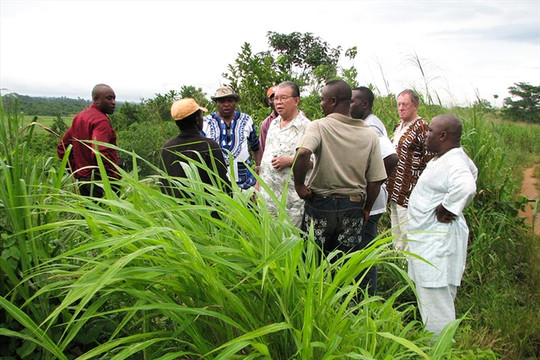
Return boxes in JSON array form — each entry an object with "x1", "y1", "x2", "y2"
[
  {"x1": 259, "y1": 112, "x2": 311, "y2": 225},
  {"x1": 364, "y1": 113, "x2": 388, "y2": 138},
  {"x1": 298, "y1": 113, "x2": 387, "y2": 197}
]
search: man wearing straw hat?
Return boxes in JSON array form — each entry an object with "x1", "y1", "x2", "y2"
[{"x1": 161, "y1": 98, "x2": 230, "y2": 198}]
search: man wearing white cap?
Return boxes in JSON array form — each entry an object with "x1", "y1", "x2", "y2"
[
  {"x1": 161, "y1": 98, "x2": 230, "y2": 198},
  {"x1": 202, "y1": 86, "x2": 262, "y2": 190}
]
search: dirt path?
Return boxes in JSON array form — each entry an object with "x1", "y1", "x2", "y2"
[{"x1": 519, "y1": 165, "x2": 540, "y2": 236}]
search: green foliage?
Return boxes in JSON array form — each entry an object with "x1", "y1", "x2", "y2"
[
  {"x1": 267, "y1": 31, "x2": 341, "y2": 90},
  {"x1": 1, "y1": 93, "x2": 91, "y2": 116},
  {"x1": 0, "y1": 100, "x2": 477, "y2": 359},
  {"x1": 223, "y1": 32, "x2": 357, "y2": 128},
  {"x1": 116, "y1": 121, "x2": 177, "y2": 176},
  {"x1": 503, "y1": 82, "x2": 540, "y2": 124},
  {"x1": 51, "y1": 114, "x2": 68, "y2": 135},
  {"x1": 223, "y1": 42, "x2": 281, "y2": 122}
]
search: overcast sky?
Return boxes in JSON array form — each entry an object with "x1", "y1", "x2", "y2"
[{"x1": 1, "y1": 0, "x2": 539, "y2": 107}]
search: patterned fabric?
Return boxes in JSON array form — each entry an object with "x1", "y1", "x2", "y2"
[
  {"x1": 302, "y1": 196, "x2": 364, "y2": 254},
  {"x1": 387, "y1": 117, "x2": 433, "y2": 207},
  {"x1": 202, "y1": 111, "x2": 260, "y2": 189},
  {"x1": 259, "y1": 112, "x2": 311, "y2": 226}
]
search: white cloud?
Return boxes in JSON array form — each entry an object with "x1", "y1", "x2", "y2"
[{"x1": 1, "y1": 0, "x2": 539, "y2": 107}]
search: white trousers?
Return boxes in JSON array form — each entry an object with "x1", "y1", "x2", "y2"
[
  {"x1": 389, "y1": 201, "x2": 408, "y2": 251},
  {"x1": 416, "y1": 284, "x2": 458, "y2": 335}
]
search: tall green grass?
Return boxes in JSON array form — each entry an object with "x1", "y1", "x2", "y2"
[{"x1": 1, "y1": 99, "x2": 466, "y2": 358}]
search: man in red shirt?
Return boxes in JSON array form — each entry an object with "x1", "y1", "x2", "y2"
[{"x1": 57, "y1": 84, "x2": 119, "y2": 197}]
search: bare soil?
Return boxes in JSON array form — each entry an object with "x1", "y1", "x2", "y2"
[{"x1": 519, "y1": 165, "x2": 540, "y2": 236}]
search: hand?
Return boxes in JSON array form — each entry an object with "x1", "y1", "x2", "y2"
[
  {"x1": 363, "y1": 209, "x2": 370, "y2": 225},
  {"x1": 271, "y1": 156, "x2": 292, "y2": 171},
  {"x1": 436, "y1": 204, "x2": 457, "y2": 223},
  {"x1": 295, "y1": 184, "x2": 313, "y2": 200}
]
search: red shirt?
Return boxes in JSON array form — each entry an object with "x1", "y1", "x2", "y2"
[{"x1": 57, "y1": 104, "x2": 119, "y2": 179}]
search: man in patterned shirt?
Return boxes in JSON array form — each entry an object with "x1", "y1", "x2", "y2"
[
  {"x1": 202, "y1": 86, "x2": 262, "y2": 190},
  {"x1": 258, "y1": 81, "x2": 311, "y2": 226},
  {"x1": 386, "y1": 89, "x2": 433, "y2": 251}
]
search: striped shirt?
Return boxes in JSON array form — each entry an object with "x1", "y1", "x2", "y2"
[{"x1": 387, "y1": 117, "x2": 434, "y2": 207}]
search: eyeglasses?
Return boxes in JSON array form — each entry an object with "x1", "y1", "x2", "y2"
[{"x1": 274, "y1": 95, "x2": 297, "y2": 102}]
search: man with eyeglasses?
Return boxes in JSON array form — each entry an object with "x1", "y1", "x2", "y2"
[
  {"x1": 202, "y1": 86, "x2": 262, "y2": 190},
  {"x1": 258, "y1": 81, "x2": 311, "y2": 226}
]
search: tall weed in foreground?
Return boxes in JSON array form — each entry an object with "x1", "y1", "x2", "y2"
[
  {"x1": 0, "y1": 127, "x2": 466, "y2": 358},
  {"x1": 454, "y1": 107, "x2": 540, "y2": 358},
  {"x1": 0, "y1": 95, "x2": 68, "y2": 359}
]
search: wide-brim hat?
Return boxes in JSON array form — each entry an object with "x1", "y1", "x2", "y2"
[
  {"x1": 170, "y1": 98, "x2": 208, "y2": 121},
  {"x1": 211, "y1": 86, "x2": 241, "y2": 101}
]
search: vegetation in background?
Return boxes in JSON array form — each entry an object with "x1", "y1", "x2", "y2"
[
  {"x1": 1, "y1": 93, "x2": 91, "y2": 116},
  {"x1": 2, "y1": 31, "x2": 539, "y2": 359},
  {"x1": 503, "y1": 82, "x2": 540, "y2": 124},
  {"x1": 1, "y1": 100, "x2": 470, "y2": 359}
]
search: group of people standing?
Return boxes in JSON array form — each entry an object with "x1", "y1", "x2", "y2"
[{"x1": 57, "y1": 81, "x2": 477, "y2": 336}]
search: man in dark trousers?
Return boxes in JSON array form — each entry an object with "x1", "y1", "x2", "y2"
[
  {"x1": 161, "y1": 98, "x2": 231, "y2": 199},
  {"x1": 57, "y1": 83, "x2": 119, "y2": 197},
  {"x1": 293, "y1": 80, "x2": 387, "y2": 258}
]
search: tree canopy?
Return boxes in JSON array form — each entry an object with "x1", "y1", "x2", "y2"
[{"x1": 503, "y1": 82, "x2": 540, "y2": 124}]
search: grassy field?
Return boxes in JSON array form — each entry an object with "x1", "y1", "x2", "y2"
[
  {"x1": 21, "y1": 114, "x2": 73, "y2": 134},
  {"x1": 2, "y1": 103, "x2": 540, "y2": 359}
]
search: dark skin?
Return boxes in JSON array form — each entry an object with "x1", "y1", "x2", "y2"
[
  {"x1": 426, "y1": 114, "x2": 463, "y2": 223},
  {"x1": 214, "y1": 96, "x2": 262, "y2": 170},
  {"x1": 293, "y1": 81, "x2": 382, "y2": 223},
  {"x1": 350, "y1": 89, "x2": 371, "y2": 120},
  {"x1": 92, "y1": 84, "x2": 116, "y2": 115}
]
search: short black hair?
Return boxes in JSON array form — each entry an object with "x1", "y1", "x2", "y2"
[
  {"x1": 326, "y1": 79, "x2": 352, "y2": 102},
  {"x1": 352, "y1": 86, "x2": 375, "y2": 108}
]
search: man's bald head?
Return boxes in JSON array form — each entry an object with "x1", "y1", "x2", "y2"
[
  {"x1": 92, "y1": 84, "x2": 116, "y2": 114},
  {"x1": 433, "y1": 114, "x2": 462, "y2": 141},
  {"x1": 320, "y1": 80, "x2": 352, "y2": 116},
  {"x1": 426, "y1": 114, "x2": 463, "y2": 155}
]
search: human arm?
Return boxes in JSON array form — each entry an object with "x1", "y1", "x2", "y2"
[
  {"x1": 211, "y1": 146, "x2": 232, "y2": 195},
  {"x1": 363, "y1": 180, "x2": 383, "y2": 223},
  {"x1": 435, "y1": 204, "x2": 457, "y2": 223},
  {"x1": 292, "y1": 147, "x2": 313, "y2": 200},
  {"x1": 57, "y1": 127, "x2": 73, "y2": 160},
  {"x1": 436, "y1": 154, "x2": 477, "y2": 223},
  {"x1": 91, "y1": 119, "x2": 120, "y2": 178},
  {"x1": 384, "y1": 153, "x2": 398, "y2": 177}
]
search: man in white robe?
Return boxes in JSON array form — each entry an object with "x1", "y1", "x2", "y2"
[{"x1": 408, "y1": 114, "x2": 478, "y2": 335}]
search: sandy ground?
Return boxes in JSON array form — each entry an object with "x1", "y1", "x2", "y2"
[{"x1": 519, "y1": 165, "x2": 540, "y2": 236}]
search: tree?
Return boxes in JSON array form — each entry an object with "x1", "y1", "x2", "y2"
[
  {"x1": 223, "y1": 42, "x2": 281, "y2": 121},
  {"x1": 51, "y1": 114, "x2": 68, "y2": 135},
  {"x1": 503, "y1": 82, "x2": 540, "y2": 124},
  {"x1": 222, "y1": 32, "x2": 358, "y2": 125}
]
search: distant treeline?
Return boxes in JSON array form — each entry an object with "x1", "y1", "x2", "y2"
[{"x1": 1, "y1": 93, "x2": 92, "y2": 116}]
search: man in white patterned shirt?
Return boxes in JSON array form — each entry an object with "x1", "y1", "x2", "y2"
[{"x1": 258, "y1": 81, "x2": 311, "y2": 226}]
